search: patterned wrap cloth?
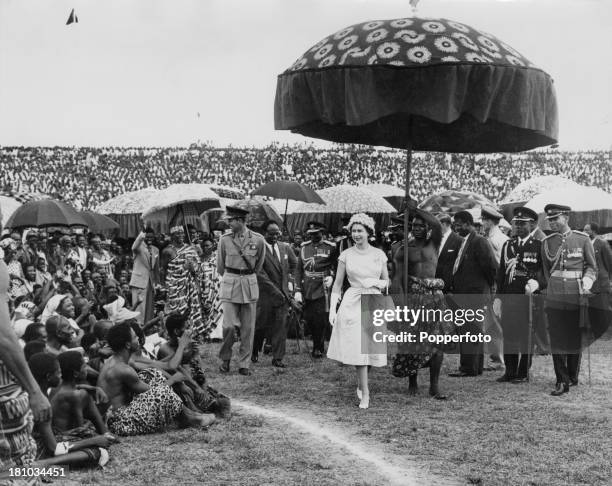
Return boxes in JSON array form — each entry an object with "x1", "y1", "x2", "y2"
[
  {"x1": 107, "y1": 369, "x2": 183, "y2": 437},
  {"x1": 199, "y1": 252, "x2": 223, "y2": 340},
  {"x1": 391, "y1": 276, "x2": 453, "y2": 377},
  {"x1": 165, "y1": 245, "x2": 207, "y2": 343}
]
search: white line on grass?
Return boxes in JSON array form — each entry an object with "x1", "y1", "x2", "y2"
[{"x1": 234, "y1": 400, "x2": 460, "y2": 486}]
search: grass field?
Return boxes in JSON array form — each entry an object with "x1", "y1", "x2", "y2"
[{"x1": 71, "y1": 337, "x2": 612, "y2": 486}]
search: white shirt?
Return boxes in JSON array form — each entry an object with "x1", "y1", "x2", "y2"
[
  {"x1": 265, "y1": 242, "x2": 281, "y2": 262},
  {"x1": 439, "y1": 227, "x2": 451, "y2": 255},
  {"x1": 517, "y1": 228, "x2": 538, "y2": 247}
]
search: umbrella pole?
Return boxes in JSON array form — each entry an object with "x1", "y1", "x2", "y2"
[
  {"x1": 284, "y1": 198, "x2": 290, "y2": 238},
  {"x1": 403, "y1": 148, "x2": 412, "y2": 302}
]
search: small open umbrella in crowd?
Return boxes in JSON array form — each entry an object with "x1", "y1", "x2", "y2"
[
  {"x1": 5, "y1": 199, "x2": 86, "y2": 229},
  {"x1": 79, "y1": 211, "x2": 120, "y2": 235},
  {"x1": 361, "y1": 183, "x2": 406, "y2": 211}
]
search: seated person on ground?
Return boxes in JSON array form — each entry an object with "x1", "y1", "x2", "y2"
[{"x1": 97, "y1": 323, "x2": 214, "y2": 436}]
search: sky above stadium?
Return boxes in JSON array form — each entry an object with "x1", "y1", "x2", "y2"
[{"x1": 0, "y1": 0, "x2": 610, "y2": 149}]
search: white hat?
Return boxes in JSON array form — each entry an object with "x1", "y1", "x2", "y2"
[{"x1": 103, "y1": 296, "x2": 140, "y2": 324}]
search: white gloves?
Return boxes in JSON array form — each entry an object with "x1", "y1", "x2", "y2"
[
  {"x1": 582, "y1": 276, "x2": 594, "y2": 292},
  {"x1": 328, "y1": 293, "x2": 340, "y2": 326},
  {"x1": 294, "y1": 292, "x2": 303, "y2": 304},
  {"x1": 323, "y1": 276, "x2": 334, "y2": 288},
  {"x1": 525, "y1": 279, "x2": 539, "y2": 295},
  {"x1": 492, "y1": 298, "x2": 502, "y2": 318}
]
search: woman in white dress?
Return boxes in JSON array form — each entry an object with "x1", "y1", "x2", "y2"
[{"x1": 327, "y1": 213, "x2": 389, "y2": 409}]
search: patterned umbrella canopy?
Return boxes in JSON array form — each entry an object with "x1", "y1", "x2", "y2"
[
  {"x1": 502, "y1": 175, "x2": 581, "y2": 204},
  {"x1": 289, "y1": 185, "x2": 395, "y2": 234},
  {"x1": 526, "y1": 186, "x2": 612, "y2": 232},
  {"x1": 95, "y1": 189, "x2": 159, "y2": 215},
  {"x1": 418, "y1": 189, "x2": 495, "y2": 215},
  {"x1": 360, "y1": 183, "x2": 404, "y2": 197},
  {"x1": 275, "y1": 17, "x2": 558, "y2": 152},
  {"x1": 142, "y1": 184, "x2": 221, "y2": 218},
  {"x1": 207, "y1": 184, "x2": 245, "y2": 200}
]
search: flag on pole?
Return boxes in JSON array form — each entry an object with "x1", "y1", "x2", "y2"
[
  {"x1": 409, "y1": 0, "x2": 420, "y2": 11},
  {"x1": 66, "y1": 8, "x2": 78, "y2": 25}
]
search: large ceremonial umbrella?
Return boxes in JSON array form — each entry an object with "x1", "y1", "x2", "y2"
[
  {"x1": 361, "y1": 183, "x2": 406, "y2": 211},
  {"x1": 526, "y1": 186, "x2": 612, "y2": 232},
  {"x1": 142, "y1": 184, "x2": 221, "y2": 235},
  {"x1": 96, "y1": 188, "x2": 159, "y2": 238},
  {"x1": 275, "y1": 15, "x2": 558, "y2": 290},
  {"x1": 289, "y1": 185, "x2": 396, "y2": 234},
  {"x1": 500, "y1": 175, "x2": 581, "y2": 221},
  {"x1": 79, "y1": 211, "x2": 120, "y2": 236},
  {"x1": 252, "y1": 180, "x2": 325, "y2": 231},
  {"x1": 5, "y1": 199, "x2": 86, "y2": 229},
  {"x1": 418, "y1": 189, "x2": 495, "y2": 215},
  {"x1": 0, "y1": 195, "x2": 23, "y2": 228}
]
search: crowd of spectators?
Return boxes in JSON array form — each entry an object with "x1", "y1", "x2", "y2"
[{"x1": 0, "y1": 145, "x2": 610, "y2": 210}]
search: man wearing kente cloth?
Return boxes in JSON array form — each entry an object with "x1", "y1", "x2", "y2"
[
  {"x1": 541, "y1": 204, "x2": 596, "y2": 396},
  {"x1": 493, "y1": 207, "x2": 544, "y2": 383},
  {"x1": 391, "y1": 204, "x2": 450, "y2": 399}
]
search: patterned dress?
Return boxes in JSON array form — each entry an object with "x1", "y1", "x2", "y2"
[
  {"x1": 107, "y1": 369, "x2": 183, "y2": 437},
  {"x1": 165, "y1": 245, "x2": 207, "y2": 343}
]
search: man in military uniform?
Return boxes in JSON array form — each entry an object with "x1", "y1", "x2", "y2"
[
  {"x1": 294, "y1": 221, "x2": 338, "y2": 358},
  {"x1": 218, "y1": 206, "x2": 266, "y2": 376},
  {"x1": 493, "y1": 207, "x2": 544, "y2": 383},
  {"x1": 541, "y1": 204, "x2": 597, "y2": 396}
]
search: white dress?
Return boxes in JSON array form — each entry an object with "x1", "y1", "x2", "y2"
[{"x1": 327, "y1": 245, "x2": 388, "y2": 367}]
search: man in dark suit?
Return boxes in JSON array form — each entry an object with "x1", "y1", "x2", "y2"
[
  {"x1": 435, "y1": 213, "x2": 463, "y2": 292},
  {"x1": 449, "y1": 210, "x2": 498, "y2": 377},
  {"x1": 584, "y1": 222, "x2": 612, "y2": 342},
  {"x1": 129, "y1": 227, "x2": 159, "y2": 324},
  {"x1": 252, "y1": 220, "x2": 298, "y2": 367}
]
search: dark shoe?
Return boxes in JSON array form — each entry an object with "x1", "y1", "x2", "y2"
[
  {"x1": 263, "y1": 343, "x2": 272, "y2": 355},
  {"x1": 496, "y1": 374, "x2": 514, "y2": 383},
  {"x1": 251, "y1": 354, "x2": 259, "y2": 363},
  {"x1": 511, "y1": 377, "x2": 528, "y2": 384},
  {"x1": 311, "y1": 350, "x2": 323, "y2": 359},
  {"x1": 238, "y1": 368, "x2": 252, "y2": 376},
  {"x1": 550, "y1": 383, "x2": 569, "y2": 396},
  {"x1": 219, "y1": 361, "x2": 230, "y2": 373},
  {"x1": 570, "y1": 379, "x2": 579, "y2": 387},
  {"x1": 272, "y1": 359, "x2": 286, "y2": 368}
]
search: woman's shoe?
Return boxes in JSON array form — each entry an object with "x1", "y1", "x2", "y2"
[
  {"x1": 356, "y1": 388, "x2": 362, "y2": 400},
  {"x1": 359, "y1": 395, "x2": 369, "y2": 409}
]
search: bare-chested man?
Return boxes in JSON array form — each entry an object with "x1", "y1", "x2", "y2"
[
  {"x1": 98, "y1": 323, "x2": 214, "y2": 436},
  {"x1": 391, "y1": 205, "x2": 448, "y2": 399}
]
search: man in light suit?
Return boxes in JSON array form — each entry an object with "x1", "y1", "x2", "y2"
[
  {"x1": 129, "y1": 227, "x2": 159, "y2": 324},
  {"x1": 252, "y1": 220, "x2": 297, "y2": 367}
]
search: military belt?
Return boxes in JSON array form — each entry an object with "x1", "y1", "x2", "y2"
[
  {"x1": 551, "y1": 270, "x2": 582, "y2": 279},
  {"x1": 225, "y1": 267, "x2": 254, "y2": 275}
]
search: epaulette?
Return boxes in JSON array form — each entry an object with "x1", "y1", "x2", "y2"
[
  {"x1": 323, "y1": 240, "x2": 337, "y2": 246},
  {"x1": 543, "y1": 233, "x2": 561, "y2": 240},
  {"x1": 572, "y1": 230, "x2": 589, "y2": 237},
  {"x1": 301, "y1": 240, "x2": 311, "y2": 247}
]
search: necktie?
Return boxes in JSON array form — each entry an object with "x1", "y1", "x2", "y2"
[
  {"x1": 453, "y1": 236, "x2": 468, "y2": 274},
  {"x1": 274, "y1": 244, "x2": 281, "y2": 263}
]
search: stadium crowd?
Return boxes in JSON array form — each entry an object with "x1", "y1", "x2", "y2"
[{"x1": 0, "y1": 145, "x2": 610, "y2": 210}]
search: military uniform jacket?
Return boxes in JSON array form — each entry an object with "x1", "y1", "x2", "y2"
[
  {"x1": 295, "y1": 239, "x2": 338, "y2": 300},
  {"x1": 541, "y1": 230, "x2": 597, "y2": 308},
  {"x1": 217, "y1": 229, "x2": 266, "y2": 304},
  {"x1": 496, "y1": 236, "x2": 544, "y2": 295}
]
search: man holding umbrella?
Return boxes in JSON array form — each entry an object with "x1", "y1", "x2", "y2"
[
  {"x1": 541, "y1": 204, "x2": 596, "y2": 396},
  {"x1": 294, "y1": 222, "x2": 338, "y2": 358},
  {"x1": 217, "y1": 206, "x2": 266, "y2": 375}
]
